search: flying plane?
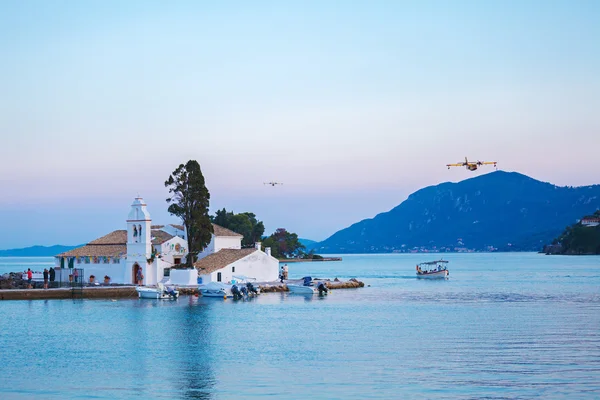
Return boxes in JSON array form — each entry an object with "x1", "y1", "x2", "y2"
[
  {"x1": 264, "y1": 182, "x2": 283, "y2": 186},
  {"x1": 447, "y1": 157, "x2": 497, "y2": 171}
]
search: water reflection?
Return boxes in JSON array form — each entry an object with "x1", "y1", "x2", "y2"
[{"x1": 176, "y1": 302, "x2": 215, "y2": 399}]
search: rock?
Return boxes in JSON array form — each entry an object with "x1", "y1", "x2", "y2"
[{"x1": 334, "y1": 277, "x2": 340, "y2": 282}]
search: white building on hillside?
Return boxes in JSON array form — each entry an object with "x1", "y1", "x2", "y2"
[{"x1": 55, "y1": 197, "x2": 279, "y2": 286}]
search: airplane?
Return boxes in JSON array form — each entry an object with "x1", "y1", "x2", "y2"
[
  {"x1": 264, "y1": 182, "x2": 283, "y2": 186},
  {"x1": 447, "y1": 157, "x2": 497, "y2": 171}
]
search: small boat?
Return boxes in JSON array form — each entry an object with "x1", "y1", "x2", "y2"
[
  {"x1": 199, "y1": 282, "x2": 232, "y2": 298},
  {"x1": 416, "y1": 260, "x2": 449, "y2": 279},
  {"x1": 287, "y1": 277, "x2": 328, "y2": 295},
  {"x1": 136, "y1": 283, "x2": 180, "y2": 299}
]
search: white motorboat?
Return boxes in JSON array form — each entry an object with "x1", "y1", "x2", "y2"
[
  {"x1": 287, "y1": 284, "x2": 320, "y2": 294},
  {"x1": 136, "y1": 283, "x2": 179, "y2": 299},
  {"x1": 199, "y1": 282, "x2": 232, "y2": 298},
  {"x1": 416, "y1": 260, "x2": 449, "y2": 279},
  {"x1": 287, "y1": 277, "x2": 329, "y2": 295}
]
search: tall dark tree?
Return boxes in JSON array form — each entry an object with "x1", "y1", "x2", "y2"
[{"x1": 165, "y1": 160, "x2": 213, "y2": 267}]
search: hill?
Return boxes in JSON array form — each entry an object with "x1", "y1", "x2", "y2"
[
  {"x1": 314, "y1": 171, "x2": 600, "y2": 253},
  {"x1": 544, "y1": 211, "x2": 600, "y2": 255},
  {"x1": 299, "y1": 238, "x2": 317, "y2": 250},
  {"x1": 0, "y1": 245, "x2": 80, "y2": 257}
]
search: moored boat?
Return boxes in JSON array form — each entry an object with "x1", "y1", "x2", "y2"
[
  {"x1": 136, "y1": 283, "x2": 180, "y2": 299},
  {"x1": 199, "y1": 282, "x2": 232, "y2": 298},
  {"x1": 287, "y1": 277, "x2": 328, "y2": 295},
  {"x1": 416, "y1": 260, "x2": 449, "y2": 279}
]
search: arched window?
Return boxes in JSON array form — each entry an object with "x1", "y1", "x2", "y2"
[
  {"x1": 217, "y1": 272, "x2": 222, "y2": 282},
  {"x1": 133, "y1": 225, "x2": 138, "y2": 237},
  {"x1": 138, "y1": 224, "x2": 142, "y2": 238},
  {"x1": 232, "y1": 266, "x2": 235, "y2": 272}
]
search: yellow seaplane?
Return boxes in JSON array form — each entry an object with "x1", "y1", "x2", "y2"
[{"x1": 447, "y1": 157, "x2": 497, "y2": 171}]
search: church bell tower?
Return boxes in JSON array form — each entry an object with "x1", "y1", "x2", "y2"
[{"x1": 126, "y1": 197, "x2": 152, "y2": 283}]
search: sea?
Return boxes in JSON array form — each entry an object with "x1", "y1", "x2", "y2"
[{"x1": 0, "y1": 253, "x2": 599, "y2": 399}]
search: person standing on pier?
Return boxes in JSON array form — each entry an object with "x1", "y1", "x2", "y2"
[
  {"x1": 43, "y1": 268, "x2": 49, "y2": 289},
  {"x1": 26, "y1": 268, "x2": 33, "y2": 288},
  {"x1": 49, "y1": 267, "x2": 55, "y2": 288}
]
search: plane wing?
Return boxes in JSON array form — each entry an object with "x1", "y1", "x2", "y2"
[{"x1": 446, "y1": 163, "x2": 464, "y2": 167}]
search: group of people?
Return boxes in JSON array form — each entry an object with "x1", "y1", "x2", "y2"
[
  {"x1": 25, "y1": 267, "x2": 56, "y2": 289},
  {"x1": 279, "y1": 264, "x2": 289, "y2": 283}
]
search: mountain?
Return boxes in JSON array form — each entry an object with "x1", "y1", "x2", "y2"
[
  {"x1": 314, "y1": 171, "x2": 600, "y2": 253},
  {"x1": 0, "y1": 245, "x2": 81, "y2": 257},
  {"x1": 299, "y1": 238, "x2": 317, "y2": 250}
]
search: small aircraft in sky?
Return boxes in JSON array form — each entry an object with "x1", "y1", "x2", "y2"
[
  {"x1": 447, "y1": 157, "x2": 497, "y2": 171},
  {"x1": 264, "y1": 182, "x2": 283, "y2": 187}
]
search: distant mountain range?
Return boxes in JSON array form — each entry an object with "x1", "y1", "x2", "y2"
[
  {"x1": 314, "y1": 171, "x2": 600, "y2": 253},
  {"x1": 299, "y1": 238, "x2": 318, "y2": 248},
  {"x1": 0, "y1": 245, "x2": 80, "y2": 257}
]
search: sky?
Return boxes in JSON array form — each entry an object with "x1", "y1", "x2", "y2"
[{"x1": 1, "y1": 0, "x2": 599, "y2": 249}]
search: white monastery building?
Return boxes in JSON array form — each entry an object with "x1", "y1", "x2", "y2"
[{"x1": 55, "y1": 197, "x2": 279, "y2": 285}]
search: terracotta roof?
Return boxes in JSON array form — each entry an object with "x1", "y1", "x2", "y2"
[
  {"x1": 151, "y1": 230, "x2": 174, "y2": 245},
  {"x1": 194, "y1": 248, "x2": 256, "y2": 274},
  {"x1": 88, "y1": 230, "x2": 128, "y2": 245},
  {"x1": 56, "y1": 244, "x2": 126, "y2": 258},
  {"x1": 151, "y1": 225, "x2": 165, "y2": 229},
  {"x1": 170, "y1": 224, "x2": 185, "y2": 230},
  {"x1": 212, "y1": 224, "x2": 243, "y2": 237}
]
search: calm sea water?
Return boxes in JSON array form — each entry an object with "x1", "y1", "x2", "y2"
[{"x1": 1, "y1": 253, "x2": 599, "y2": 399}]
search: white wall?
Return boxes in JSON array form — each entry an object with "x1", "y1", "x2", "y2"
[
  {"x1": 214, "y1": 236, "x2": 242, "y2": 252},
  {"x1": 72, "y1": 263, "x2": 128, "y2": 284},
  {"x1": 170, "y1": 268, "x2": 198, "y2": 285},
  {"x1": 197, "y1": 235, "x2": 242, "y2": 260}
]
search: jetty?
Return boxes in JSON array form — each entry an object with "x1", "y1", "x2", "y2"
[
  {"x1": 0, "y1": 278, "x2": 364, "y2": 300},
  {"x1": 278, "y1": 257, "x2": 342, "y2": 262}
]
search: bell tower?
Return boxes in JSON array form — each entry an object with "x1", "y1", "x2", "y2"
[{"x1": 126, "y1": 197, "x2": 152, "y2": 283}]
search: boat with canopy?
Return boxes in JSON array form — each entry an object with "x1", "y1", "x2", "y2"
[{"x1": 416, "y1": 260, "x2": 449, "y2": 279}]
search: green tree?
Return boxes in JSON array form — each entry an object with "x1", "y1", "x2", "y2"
[
  {"x1": 262, "y1": 228, "x2": 306, "y2": 259},
  {"x1": 210, "y1": 209, "x2": 265, "y2": 248},
  {"x1": 165, "y1": 160, "x2": 213, "y2": 267}
]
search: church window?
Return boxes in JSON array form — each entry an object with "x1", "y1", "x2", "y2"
[
  {"x1": 133, "y1": 225, "x2": 138, "y2": 237},
  {"x1": 138, "y1": 225, "x2": 142, "y2": 238},
  {"x1": 232, "y1": 266, "x2": 235, "y2": 272},
  {"x1": 217, "y1": 272, "x2": 222, "y2": 282}
]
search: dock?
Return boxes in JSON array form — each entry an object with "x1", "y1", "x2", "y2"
[{"x1": 1, "y1": 279, "x2": 364, "y2": 300}]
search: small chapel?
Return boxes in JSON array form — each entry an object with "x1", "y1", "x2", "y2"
[{"x1": 55, "y1": 197, "x2": 279, "y2": 285}]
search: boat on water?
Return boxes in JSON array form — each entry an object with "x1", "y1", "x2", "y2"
[
  {"x1": 199, "y1": 280, "x2": 260, "y2": 299},
  {"x1": 199, "y1": 282, "x2": 232, "y2": 298},
  {"x1": 136, "y1": 283, "x2": 180, "y2": 299},
  {"x1": 287, "y1": 277, "x2": 329, "y2": 295},
  {"x1": 416, "y1": 260, "x2": 449, "y2": 279}
]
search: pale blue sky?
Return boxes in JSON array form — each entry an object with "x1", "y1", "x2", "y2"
[{"x1": 1, "y1": 0, "x2": 599, "y2": 249}]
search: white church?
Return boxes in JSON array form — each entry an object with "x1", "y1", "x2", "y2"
[{"x1": 55, "y1": 197, "x2": 279, "y2": 285}]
